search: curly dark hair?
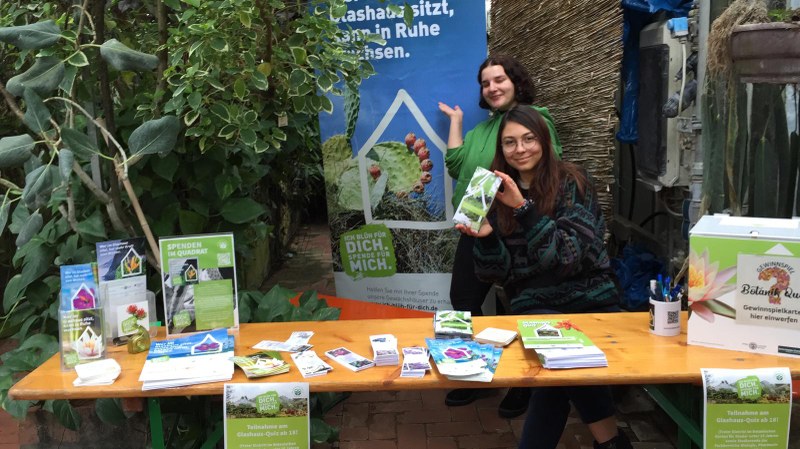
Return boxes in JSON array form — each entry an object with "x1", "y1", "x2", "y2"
[{"x1": 477, "y1": 55, "x2": 536, "y2": 110}]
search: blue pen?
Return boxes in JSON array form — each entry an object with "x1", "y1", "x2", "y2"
[{"x1": 657, "y1": 274, "x2": 663, "y2": 298}]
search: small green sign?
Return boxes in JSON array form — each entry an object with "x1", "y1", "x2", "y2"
[
  {"x1": 63, "y1": 351, "x2": 79, "y2": 368},
  {"x1": 173, "y1": 310, "x2": 191, "y2": 328},
  {"x1": 339, "y1": 224, "x2": 397, "y2": 279},
  {"x1": 256, "y1": 391, "x2": 280, "y2": 415},
  {"x1": 736, "y1": 376, "x2": 762, "y2": 400},
  {"x1": 121, "y1": 315, "x2": 138, "y2": 334}
]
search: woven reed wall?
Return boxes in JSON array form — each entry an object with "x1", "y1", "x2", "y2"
[{"x1": 490, "y1": 1, "x2": 623, "y2": 218}]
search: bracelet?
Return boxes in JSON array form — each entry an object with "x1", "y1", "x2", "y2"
[{"x1": 513, "y1": 198, "x2": 535, "y2": 217}]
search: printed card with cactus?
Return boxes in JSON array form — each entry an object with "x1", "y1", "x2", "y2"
[{"x1": 96, "y1": 238, "x2": 149, "y2": 343}]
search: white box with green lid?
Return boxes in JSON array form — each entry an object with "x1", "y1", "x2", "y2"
[{"x1": 688, "y1": 214, "x2": 800, "y2": 357}]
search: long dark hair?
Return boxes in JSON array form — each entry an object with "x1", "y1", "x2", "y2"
[
  {"x1": 490, "y1": 106, "x2": 588, "y2": 235},
  {"x1": 477, "y1": 55, "x2": 536, "y2": 110}
]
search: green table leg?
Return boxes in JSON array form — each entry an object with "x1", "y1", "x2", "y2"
[
  {"x1": 148, "y1": 397, "x2": 166, "y2": 449},
  {"x1": 644, "y1": 384, "x2": 702, "y2": 449}
]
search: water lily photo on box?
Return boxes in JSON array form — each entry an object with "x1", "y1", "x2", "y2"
[{"x1": 688, "y1": 249, "x2": 737, "y2": 322}]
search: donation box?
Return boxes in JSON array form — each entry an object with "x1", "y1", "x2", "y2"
[{"x1": 688, "y1": 214, "x2": 800, "y2": 358}]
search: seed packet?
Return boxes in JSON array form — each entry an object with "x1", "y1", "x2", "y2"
[{"x1": 453, "y1": 167, "x2": 502, "y2": 233}]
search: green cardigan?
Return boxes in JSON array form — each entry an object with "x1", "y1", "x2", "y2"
[{"x1": 444, "y1": 105, "x2": 562, "y2": 208}]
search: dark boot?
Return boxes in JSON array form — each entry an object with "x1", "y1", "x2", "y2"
[
  {"x1": 498, "y1": 387, "x2": 531, "y2": 418},
  {"x1": 593, "y1": 430, "x2": 633, "y2": 449},
  {"x1": 445, "y1": 388, "x2": 479, "y2": 406}
]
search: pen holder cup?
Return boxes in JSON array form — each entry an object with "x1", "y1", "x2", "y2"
[{"x1": 649, "y1": 299, "x2": 681, "y2": 336}]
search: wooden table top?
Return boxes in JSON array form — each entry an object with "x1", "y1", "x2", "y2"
[{"x1": 10, "y1": 312, "x2": 800, "y2": 400}]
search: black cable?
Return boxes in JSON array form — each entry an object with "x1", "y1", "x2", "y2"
[{"x1": 639, "y1": 211, "x2": 669, "y2": 228}]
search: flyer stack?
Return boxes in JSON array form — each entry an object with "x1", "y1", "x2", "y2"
[
  {"x1": 400, "y1": 346, "x2": 432, "y2": 378},
  {"x1": 290, "y1": 351, "x2": 333, "y2": 378},
  {"x1": 518, "y1": 319, "x2": 607, "y2": 369},
  {"x1": 370, "y1": 334, "x2": 399, "y2": 366},
  {"x1": 232, "y1": 351, "x2": 290, "y2": 378},
  {"x1": 138, "y1": 329, "x2": 235, "y2": 390},
  {"x1": 58, "y1": 263, "x2": 105, "y2": 370},
  {"x1": 425, "y1": 338, "x2": 502, "y2": 382},
  {"x1": 324, "y1": 347, "x2": 375, "y2": 372},
  {"x1": 433, "y1": 310, "x2": 473, "y2": 339}
]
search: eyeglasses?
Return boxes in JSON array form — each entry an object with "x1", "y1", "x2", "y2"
[{"x1": 501, "y1": 134, "x2": 538, "y2": 153}]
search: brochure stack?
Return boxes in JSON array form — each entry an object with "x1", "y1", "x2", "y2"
[
  {"x1": 58, "y1": 263, "x2": 105, "y2": 370},
  {"x1": 138, "y1": 329, "x2": 235, "y2": 390},
  {"x1": 231, "y1": 351, "x2": 290, "y2": 378},
  {"x1": 96, "y1": 237, "x2": 154, "y2": 345},
  {"x1": 518, "y1": 319, "x2": 607, "y2": 369},
  {"x1": 370, "y1": 334, "x2": 399, "y2": 366},
  {"x1": 433, "y1": 310, "x2": 473, "y2": 339},
  {"x1": 425, "y1": 338, "x2": 501, "y2": 382}
]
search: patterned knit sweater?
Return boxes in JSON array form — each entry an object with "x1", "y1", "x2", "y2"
[{"x1": 473, "y1": 174, "x2": 619, "y2": 314}]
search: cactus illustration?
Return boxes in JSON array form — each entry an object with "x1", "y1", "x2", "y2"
[{"x1": 366, "y1": 141, "x2": 423, "y2": 194}]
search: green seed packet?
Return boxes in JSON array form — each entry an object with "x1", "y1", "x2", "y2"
[{"x1": 453, "y1": 167, "x2": 502, "y2": 233}]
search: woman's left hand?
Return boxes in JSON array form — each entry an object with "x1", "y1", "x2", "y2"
[
  {"x1": 455, "y1": 221, "x2": 493, "y2": 238},
  {"x1": 493, "y1": 170, "x2": 526, "y2": 208}
]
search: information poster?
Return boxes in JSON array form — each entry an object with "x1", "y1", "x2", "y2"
[
  {"x1": 159, "y1": 233, "x2": 238, "y2": 335},
  {"x1": 702, "y1": 367, "x2": 792, "y2": 449},
  {"x1": 224, "y1": 382, "x2": 309, "y2": 449},
  {"x1": 319, "y1": 0, "x2": 487, "y2": 311}
]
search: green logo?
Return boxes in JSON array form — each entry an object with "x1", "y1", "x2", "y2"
[
  {"x1": 173, "y1": 310, "x2": 192, "y2": 328},
  {"x1": 64, "y1": 351, "x2": 79, "y2": 368},
  {"x1": 735, "y1": 375, "x2": 762, "y2": 400},
  {"x1": 339, "y1": 224, "x2": 397, "y2": 279},
  {"x1": 256, "y1": 391, "x2": 280, "y2": 415},
  {"x1": 121, "y1": 315, "x2": 138, "y2": 334}
]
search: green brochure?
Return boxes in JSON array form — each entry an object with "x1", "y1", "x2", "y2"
[
  {"x1": 224, "y1": 382, "x2": 309, "y2": 449},
  {"x1": 159, "y1": 233, "x2": 238, "y2": 336},
  {"x1": 702, "y1": 367, "x2": 792, "y2": 449}
]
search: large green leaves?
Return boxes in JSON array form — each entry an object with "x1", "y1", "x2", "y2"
[
  {"x1": 15, "y1": 210, "x2": 43, "y2": 247},
  {"x1": 100, "y1": 39, "x2": 159, "y2": 72},
  {"x1": 128, "y1": 116, "x2": 180, "y2": 158},
  {"x1": 6, "y1": 56, "x2": 65, "y2": 97},
  {"x1": 0, "y1": 195, "x2": 9, "y2": 236},
  {"x1": 52, "y1": 399, "x2": 81, "y2": 430},
  {"x1": 220, "y1": 198, "x2": 266, "y2": 224},
  {"x1": 22, "y1": 89, "x2": 52, "y2": 133},
  {"x1": 0, "y1": 20, "x2": 61, "y2": 50},
  {"x1": 0, "y1": 134, "x2": 34, "y2": 168},
  {"x1": 60, "y1": 128, "x2": 100, "y2": 160},
  {"x1": 21, "y1": 165, "x2": 56, "y2": 208}
]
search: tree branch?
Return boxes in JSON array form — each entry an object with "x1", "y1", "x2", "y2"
[
  {"x1": 0, "y1": 80, "x2": 24, "y2": 122},
  {"x1": 117, "y1": 164, "x2": 161, "y2": 273}
]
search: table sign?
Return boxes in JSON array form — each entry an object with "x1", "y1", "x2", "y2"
[
  {"x1": 159, "y1": 233, "x2": 238, "y2": 335},
  {"x1": 702, "y1": 367, "x2": 792, "y2": 449},
  {"x1": 224, "y1": 382, "x2": 309, "y2": 449},
  {"x1": 688, "y1": 215, "x2": 800, "y2": 357},
  {"x1": 58, "y1": 263, "x2": 105, "y2": 370}
]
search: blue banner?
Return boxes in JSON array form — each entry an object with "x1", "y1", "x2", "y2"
[{"x1": 320, "y1": 0, "x2": 487, "y2": 310}]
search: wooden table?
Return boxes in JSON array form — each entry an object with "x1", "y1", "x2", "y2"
[{"x1": 10, "y1": 312, "x2": 800, "y2": 448}]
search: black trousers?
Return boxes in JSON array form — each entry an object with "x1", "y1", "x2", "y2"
[{"x1": 449, "y1": 234, "x2": 493, "y2": 316}]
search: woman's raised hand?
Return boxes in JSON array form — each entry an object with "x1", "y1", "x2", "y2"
[
  {"x1": 438, "y1": 102, "x2": 463, "y2": 121},
  {"x1": 493, "y1": 170, "x2": 526, "y2": 208}
]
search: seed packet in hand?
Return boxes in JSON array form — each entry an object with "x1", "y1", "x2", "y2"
[{"x1": 453, "y1": 167, "x2": 502, "y2": 233}]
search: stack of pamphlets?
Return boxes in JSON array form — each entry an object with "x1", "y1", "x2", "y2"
[
  {"x1": 73, "y1": 359, "x2": 121, "y2": 386},
  {"x1": 58, "y1": 263, "x2": 105, "y2": 370},
  {"x1": 370, "y1": 334, "x2": 399, "y2": 366},
  {"x1": 474, "y1": 327, "x2": 518, "y2": 346},
  {"x1": 231, "y1": 351, "x2": 290, "y2": 378},
  {"x1": 290, "y1": 351, "x2": 333, "y2": 378},
  {"x1": 433, "y1": 310, "x2": 473, "y2": 339},
  {"x1": 324, "y1": 347, "x2": 375, "y2": 372},
  {"x1": 96, "y1": 237, "x2": 150, "y2": 346},
  {"x1": 425, "y1": 338, "x2": 500, "y2": 382},
  {"x1": 400, "y1": 346, "x2": 432, "y2": 378},
  {"x1": 138, "y1": 329, "x2": 235, "y2": 390},
  {"x1": 252, "y1": 331, "x2": 314, "y2": 353},
  {"x1": 518, "y1": 319, "x2": 608, "y2": 369}
]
